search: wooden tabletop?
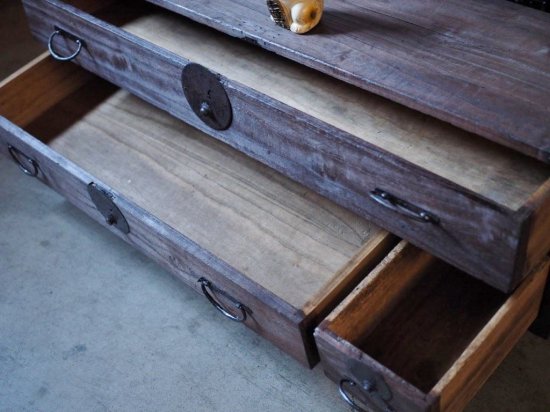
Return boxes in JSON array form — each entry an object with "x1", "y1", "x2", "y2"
[{"x1": 145, "y1": 0, "x2": 550, "y2": 163}]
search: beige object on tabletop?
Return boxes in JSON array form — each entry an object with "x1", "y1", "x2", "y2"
[{"x1": 267, "y1": 0, "x2": 324, "y2": 33}]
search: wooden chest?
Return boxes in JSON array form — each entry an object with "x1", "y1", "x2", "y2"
[
  {"x1": 1, "y1": 0, "x2": 549, "y2": 410},
  {"x1": 19, "y1": 0, "x2": 550, "y2": 293}
]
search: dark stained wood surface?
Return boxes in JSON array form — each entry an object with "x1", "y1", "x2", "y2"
[
  {"x1": 21, "y1": 0, "x2": 550, "y2": 292},
  {"x1": 432, "y1": 258, "x2": 550, "y2": 412},
  {"x1": 317, "y1": 330, "x2": 434, "y2": 412},
  {"x1": 0, "y1": 54, "x2": 93, "y2": 126},
  {"x1": 143, "y1": 0, "x2": 550, "y2": 162}
]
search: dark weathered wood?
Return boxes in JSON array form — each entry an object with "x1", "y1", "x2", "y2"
[
  {"x1": 0, "y1": 0, "x2": 45, "y2": 79},
  {"x1": 433, "y1": 260, "x2": 549, "y2": 412},
  {"x1": 141, "y1": 0, "x2": 550, "y2": 163},
  {"x1": 0, "y1": 57, "x2": 398, "y2": 367},
  {"x1": 315, "y1": 242, "x2": 550, "y2": 412},
  {"x1": 21, "y1": 0, "x2": 550, "y2": 292}
]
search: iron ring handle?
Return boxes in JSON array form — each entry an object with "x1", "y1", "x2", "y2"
[
  {"x1": 370, "y1": 192, "x2": 429, "y2": 222},
  {"x1": 48, "y1": 29, "x2": 83, "y2": 62},
  {"x1": 8, "y1": 145, "x2": 39, "y2": 177},
  {"x1": 339, "y1": 379, "x2": 369, "y2": 412},
  {"x1": 369, "y1": 189, "x2": 439, "y2": 224},
  {"x1": 198, "y1": 278, "x2": 247, "y2": 322}
]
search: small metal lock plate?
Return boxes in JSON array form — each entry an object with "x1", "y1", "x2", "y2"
[
  {"x1": 348, "y1": 359, "x2": 394, "y2": 411},
  {"x1": 182, "y1": 63, "x2": 232, "y2": 130},
  {"x1": 87, "y1": 183, "x2": 130, "y2": 234}
]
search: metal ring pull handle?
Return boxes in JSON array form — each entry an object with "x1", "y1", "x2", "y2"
[
  {"x1": 8, "y1": 145, "x2": 39, "y2": 177},
  {"x1": 198, "y1": 278, "x2": 247, "y2": 322},
  {"x1": 369, "y1": 189, "x2": 439, "y2": 224},
  {"x1": 339, "y1": 379, "x2": 369, "y2": 412},
  {"x1": 48, "y1": 28, "x2": 84, "y2": 61}
]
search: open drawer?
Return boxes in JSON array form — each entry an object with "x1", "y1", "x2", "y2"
[
  {"x1": 0, "y1": 55, "x2": 397, "y2": 367},
  {"x1": 314, "y1": 242, "x2": 549, "y2": 411},
  {"x1": 21, "y1": 0, "x2": 550, "y2": 292}
]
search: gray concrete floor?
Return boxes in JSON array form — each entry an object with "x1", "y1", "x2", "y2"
[{"x1": 1, "y1": 1, "x2": 549, "y2": 411}]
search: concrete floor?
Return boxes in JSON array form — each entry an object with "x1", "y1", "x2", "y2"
[{"x1": 1, "y1": 1, "x2": 549, "y2": 411}]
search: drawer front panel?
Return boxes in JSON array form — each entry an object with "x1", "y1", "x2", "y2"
[
  {"x1": 21, "y1": 0, "x2": 532, "y2": 292},
  {"x1": 0, "y1": 116, "x2": 309, "y2": 365}
]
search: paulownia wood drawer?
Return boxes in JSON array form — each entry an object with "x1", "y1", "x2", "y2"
[
  {"x1": 314, "y1": 242, "x2": 549, "y2": 412},
  {"x1": 21, "y1": 0, "x2": 550, "y2": 293},
  {"x1": 0, "y1": 55, "x2": 397, "y2": 367}
]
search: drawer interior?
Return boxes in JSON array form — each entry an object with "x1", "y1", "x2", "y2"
[
  {"x1": 317, "y1": 242, "x2": 548, "y2": 410},
  {"x1": 74, "y1": 0, "x2": 550, "y2": 212},
  {"x1": 327, "y1": 245, "x2": 506, "y2": 392},
  {"x1": 4, "y1": 64, "x2": 392, "y2": 311},
  {"x1": 23, "y1": 0, "x2": 550, "y2": 293},
  {"x1": 346, "y1": 260, "x2": 505, "y2": 392}
]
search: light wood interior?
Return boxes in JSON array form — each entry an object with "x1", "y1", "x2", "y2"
[
  {"x1": 432, "y1": 258, "x2": 549, "y2": 411},
  {"x1": 21, "y1": 76, "x2": 389, "y2": 309},
  {"x1": 103, "y1": 7, "x2": 550, "y2": 211},
  {"x1": 328, "y1": 243, "x2": 507, "y2": 393},
  {"x1": 0, "y1": 53, "x2": 93, "y2": 126}
]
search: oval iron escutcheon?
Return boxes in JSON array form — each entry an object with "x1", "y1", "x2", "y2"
[
  {"x1": 87, "y1": 182, "x2": 130, "y2": 234},
  {"x1": 182, "y1": 63, "x2": 233, "y2": 130}
]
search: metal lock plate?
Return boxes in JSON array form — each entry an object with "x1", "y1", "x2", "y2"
[
  {"x1": 348, "y1": 359, "x2": 394, "y2": 411},
  {"x1": 87, "y1": 183, "x2": 130, "y2": 234},
  {"x1": 182, "y1": 63, "x2": 232, "y2": 130}
]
